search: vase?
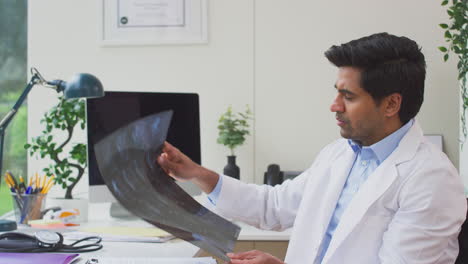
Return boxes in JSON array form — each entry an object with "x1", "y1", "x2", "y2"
[{"x1": 223, "y1": 155, "x2": 240, "y2": 179}]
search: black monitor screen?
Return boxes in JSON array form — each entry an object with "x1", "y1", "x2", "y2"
[{"x1": 87, "y1": 91, "x2": 201, "y2": 186}]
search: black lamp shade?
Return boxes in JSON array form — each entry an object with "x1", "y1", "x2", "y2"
[{"x1": 63, "y1": 73, "x2": 104, "y2": 99}]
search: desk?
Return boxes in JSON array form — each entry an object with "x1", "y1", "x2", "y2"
[
  {"x1": 81, "y1": 203, "x2": 290, "y2": 262},
  {"x1": 77, "y1": 239, "x2": 200, "y2": 262},
  {"x1": 7, "y1": 202, "x2": 291, "y2": 263},
  {"x1": 226, "y1": 223, "x2": 290, "y2": 261},
  {"x1": 75, "y1": 221, "x2": 290, "y2": 263}
]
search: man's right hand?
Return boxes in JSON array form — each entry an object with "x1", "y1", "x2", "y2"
[{"x1": 157, "y1": 142, "x2": 219, "y2": 193}]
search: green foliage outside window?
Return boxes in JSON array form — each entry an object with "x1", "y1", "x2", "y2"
[{"x1": 0, "y1": 0, "x2": 27, "y2": 216}]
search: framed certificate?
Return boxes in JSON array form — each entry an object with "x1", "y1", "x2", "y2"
[{"x1": 101, "y1": 0, "x2": 208, "y2": 46}]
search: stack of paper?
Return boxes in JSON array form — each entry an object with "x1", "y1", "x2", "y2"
[
  {"x1": 64, "y1": 226, "x2": 174, "y2": 243},
  {"x1": 64, "y1": 231, "x2": 173, "y2": 243}
]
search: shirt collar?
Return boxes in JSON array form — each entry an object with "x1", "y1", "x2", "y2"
[{"x1": 348, "y1": 119, "x2": 414, "y2": 163}]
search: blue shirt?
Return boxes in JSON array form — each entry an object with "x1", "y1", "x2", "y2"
[
  {"x1": 208, "y1": 175, "x2": 223, "y2": 205},
  {"x1": 316, "y1": 119, "x2": 413, "y2": 263}
]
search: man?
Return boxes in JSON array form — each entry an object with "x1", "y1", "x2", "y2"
[{"x1": 158, "y1": 33, "x2": 466, "y2": 264}]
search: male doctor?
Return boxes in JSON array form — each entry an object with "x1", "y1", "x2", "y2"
[{"x1": 158, "y1": 33, "x2": 467, "y2": 264}]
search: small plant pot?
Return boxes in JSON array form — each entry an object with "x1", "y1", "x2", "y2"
[{"x1": 223, "y1": 155, "x2": 240, "y2": 180}]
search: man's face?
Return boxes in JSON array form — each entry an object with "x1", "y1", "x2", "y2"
[{"x1": 330, "y1": 67, "x2": 387, "y2": 146}]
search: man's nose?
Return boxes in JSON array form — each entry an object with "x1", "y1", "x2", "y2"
[{"x1": 330, "y1": 97, "x2": 344, "y2": 113}]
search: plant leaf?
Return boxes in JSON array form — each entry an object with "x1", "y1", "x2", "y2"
[
  {"x1": 438, "y1": 46, "x2": 448, "y2": 52},
  {"x1": 439, "y1": 23, "x2": 449, "y2": 29},
  {"x1": 445, "y1": 30, "x2": 452, "y2": 38}
]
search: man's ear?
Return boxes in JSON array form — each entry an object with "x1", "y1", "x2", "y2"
[{"x1": 383, "y1": 93, "x2": 402, "y2": 118}]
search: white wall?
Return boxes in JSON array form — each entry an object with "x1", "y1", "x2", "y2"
[
  {"x1": 253, "y1": 0, "x2": 460, "y2": 182},
  {"x1": 28, "y1": 0, "x2": 460, "y2": 198}
]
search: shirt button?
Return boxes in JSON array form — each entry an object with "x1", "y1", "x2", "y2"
[{"x1": 362, "y1": 160, "x2": 367, "y2": 166}]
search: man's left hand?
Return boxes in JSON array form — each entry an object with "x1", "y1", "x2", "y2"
[{"x1": 227, "y1": 250, "x2": 285, "y2": 264}]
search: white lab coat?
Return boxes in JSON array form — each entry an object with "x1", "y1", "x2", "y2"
[{"x1": 215, "y1": 121, "x2": 466, "y2": 264}]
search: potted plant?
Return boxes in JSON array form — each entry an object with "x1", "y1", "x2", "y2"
[
  {"x1": 438, "y1": 0, "x2": 467, "y2": 142},
  {"x1": 24, "y1": 96, "x2": 88, "y2": 220},
  {"x1": 217, "y1": 105, "x2": 253, "y2": 179}
]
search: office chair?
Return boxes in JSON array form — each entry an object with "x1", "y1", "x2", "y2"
[{"x1": 456, "y1": 198, "x2": 468, "y2": 264}]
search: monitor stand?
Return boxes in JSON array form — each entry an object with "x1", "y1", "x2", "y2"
[{"x1": 110, "y1": 202, "x2": 138, "y2": 219}]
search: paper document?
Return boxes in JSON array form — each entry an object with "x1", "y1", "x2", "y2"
[
  {"x1": 81, "y1": 226, "x2": 171, "y2": 237},
  {"x1": 64, "y1": 231, "x2": 174, "y2": 243},
  {"x1": 85, "y1": 257, "x2": 216, "y2": 264}
]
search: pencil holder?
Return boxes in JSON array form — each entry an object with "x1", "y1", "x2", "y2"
[{"x1": 11, "y1": 193, "x2": 47, "y2": 225}]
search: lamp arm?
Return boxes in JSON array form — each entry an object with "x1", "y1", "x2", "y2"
[
  {"x1": 0, "y1": 73, "x2": 42, "y2": 179},
  {"x1": 0, "y1": 130, "x2": 5, "y2": 179},
  {"x1": 0, "y1": 74, "x2": 41, "y2": 131}
]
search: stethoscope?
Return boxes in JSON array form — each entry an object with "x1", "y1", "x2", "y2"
[{"x1": 0, "y1": 230, "x2": 102, "y2": 253}]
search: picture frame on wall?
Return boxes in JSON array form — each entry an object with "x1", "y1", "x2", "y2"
[{"x1": 101, "y1": 0, "x2": 208, "y2": 46}]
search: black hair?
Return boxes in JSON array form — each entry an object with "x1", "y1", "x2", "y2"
[{"x1": 324, "y1": 32, "x2": 426, "y2": 124}]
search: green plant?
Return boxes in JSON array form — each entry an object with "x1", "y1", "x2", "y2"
[
  {"x1": 217, "y1": 105, "x2": 253, "y2": 156},
  {"x1": 439, "y1": 0, "x2": 468, "y2": 141},
  {"x1": 24, "y1": 96, "x2": 87, "y2": 199}
]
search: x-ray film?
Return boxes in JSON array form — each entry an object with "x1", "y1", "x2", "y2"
[{"x1": 94, "y1": 110, "x2": 240, "y2": 262}]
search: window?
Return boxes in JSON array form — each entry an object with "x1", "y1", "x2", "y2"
[{"x1": 0, "y1": 0, "x2": 27, "y2": 216}]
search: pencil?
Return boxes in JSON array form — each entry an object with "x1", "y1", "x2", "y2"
[
  {"x1": 41, "y1": 174, "x2": 47, "y2": 190},
  {"x1": 41, "y1": 184, "x2": 52, "y2": 194},
  {"x1": 34, "y1": 172, "x2": 39, "y2": 193},
  {"x1": 5, "y1": 177, "x2": 13, "y2": 190},
  {"x1": 4, "y1": 174, "x2": 11, "y2": 186},
  {"x1": 5, "y1": 174, "x2": 15, "y2": 190},
  {"x1": 41, "y1": 175, "x2": 55, "y2": 194},
  {"x1": 19, "y1": 176, "x2": 26, "y2": 192},
  {"x1": 5, "y1": 171, "x2": 18, "y2": 188}
]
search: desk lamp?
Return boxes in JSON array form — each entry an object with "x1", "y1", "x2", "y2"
[{"x1": 0, "y1": 67, "x2": 104, "y2": 186}]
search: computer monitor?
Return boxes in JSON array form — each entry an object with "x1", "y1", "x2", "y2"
[{"x1": 86, "y1": 91, "x2": 202, "y2": 215}]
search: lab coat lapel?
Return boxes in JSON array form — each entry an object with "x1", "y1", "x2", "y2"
[
  {"x1": 321, "y1": 121, "x2": 423, "y2": 263},
  {"x1": 285, "y1": 143, "x2": 356, "y2": 264},
  {"x1": 321, "y1": 145, "x2": 357, "y2": 231},
  {"x1": 322, "y1": 159, "x2": 399, "y2": 263}
]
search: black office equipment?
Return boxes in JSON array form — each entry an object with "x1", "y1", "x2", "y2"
[
  {"x1": 264, "y1": 164, "x2": 302, "y2": 186},
  {"x1": 0, "y1": 230, "x2": 102, "y2": 253},
  {"x1": 0, "y1": 220, "x2": 16, "y2": 232},
  {"x1": 87, "y1": 91, "x2": 202, "y2": 209}
]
